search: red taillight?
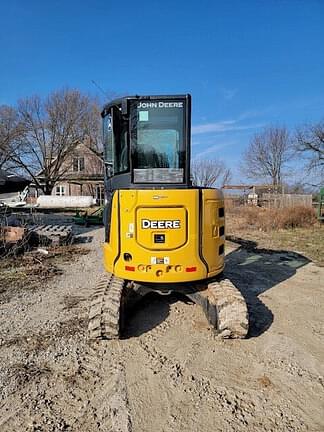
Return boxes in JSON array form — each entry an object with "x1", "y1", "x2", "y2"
[
  {"x1": 185, "y1": 266, "x2": 197, "y2": 272},
  {"x1": 125, "y1": 265, "x2": 135, "y2": 271}
]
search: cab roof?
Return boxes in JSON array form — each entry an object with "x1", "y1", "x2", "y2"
[{"x1": 101, "y1": 94, "x2": 190, "y2": 117}]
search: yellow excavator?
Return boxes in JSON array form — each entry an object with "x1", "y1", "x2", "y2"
[{"x1": 88, "y1": 94, "x2": 248, "y2": 339}]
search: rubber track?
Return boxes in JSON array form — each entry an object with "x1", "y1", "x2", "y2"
[
  {"x1": 88, "y1": 274, "x2": 248, "y2": 340},
  {"x1": 88, "y1": 273, "x2": 125, "y2": 339},
  {"x1": 207, "y1": 278, "x2": 249, "y2": 338}
]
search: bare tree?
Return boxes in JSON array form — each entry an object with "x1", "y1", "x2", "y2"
[
  {"x1": 9, "y1": 89, "x2": 100, "y2": 194},
  {"x1": 81, "y1": 98, "x2": 102, "y2": 151},
  {"x1": 295, "y1": 120, "x2": 324, "y2": 183},
  {"x1": 0, "y1": 105, "x2": 23, "y2": 170},
  {"x1": 240, "y1": 126, "x2": 291, "y2": 189},
  {"x1": 191, "y1": 158, "x2": 232, "y2": 188}
]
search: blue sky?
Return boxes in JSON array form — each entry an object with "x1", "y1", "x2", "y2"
[{"x1": 1, "y1": 0, "x2": 324, "y2": 182}]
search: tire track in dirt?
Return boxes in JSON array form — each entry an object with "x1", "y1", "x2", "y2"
[
  {"x1": 61, "y1": 339, "x2": 132, "y2": 432},
  {"x1": 108, "y1": 296, "x2": 310, "y2": 432},
  {"x1": 0, "y1": 339, "x2": 132, "y2": 432},
  {"x1": 0, "y1": 228, "x2": 131, "y2": 432},
  {"x1": 2, "y1": 226, "x2": 323, "y2": 431}
]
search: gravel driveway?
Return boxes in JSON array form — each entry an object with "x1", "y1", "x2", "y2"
[{"x1": 0, "y1": 226, "x2": 323, "y2": 431}]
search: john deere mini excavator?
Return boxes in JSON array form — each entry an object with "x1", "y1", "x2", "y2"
[{"x1": 88, "y1": 94, "x2": 248, "y2": 339}]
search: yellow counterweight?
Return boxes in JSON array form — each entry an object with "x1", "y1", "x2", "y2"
[{"x1": 103, "y1": 188, "x2": 225, "y2": 283}]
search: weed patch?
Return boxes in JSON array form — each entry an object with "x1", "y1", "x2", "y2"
[
  {"x1": 0, "y1": 245, "x2": 90, "y2": 303},
  {"x1": 226, "y1": 206, "x2": 323, "y2": 265},
  {"x1": 227, "y1": 205, "x2": 316, "y2": 231}
]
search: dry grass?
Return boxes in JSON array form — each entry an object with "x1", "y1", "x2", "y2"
[
  {"x1": 0, "y1": 245, "x2": 90, "y2": 303},
  {"x1": 226, "y1": 205, "x2": 324, "y2": 265},
  {"x1": 227, "y1": 205, "x2": 317, "y2": 231}
]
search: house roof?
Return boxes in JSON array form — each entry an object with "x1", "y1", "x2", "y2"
[
  {"x1": 36, "y1": 140, "x2": 104, "y2": 178},
  {"x1": 0, "y1": 169, "x2": 30, "y2": 193}
]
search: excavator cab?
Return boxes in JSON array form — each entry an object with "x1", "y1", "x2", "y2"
[
  {"x1": 102, "y1": 95, "x2": 190, "y2": 188},
  {"x1": 88, "y1": 95, "x2": 248, "y2": 340}
]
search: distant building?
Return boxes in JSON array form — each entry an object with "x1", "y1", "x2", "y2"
[{"x1": 35, "y1": 139, "x2": 105, "y2": 204}]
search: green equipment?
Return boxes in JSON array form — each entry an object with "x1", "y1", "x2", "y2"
[{"x1": 73, "y1": 206, "x2": 104, "y2": 226}]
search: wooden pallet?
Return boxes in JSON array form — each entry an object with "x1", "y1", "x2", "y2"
[{"x1": 28, "y1": 224, "x2": 73, "y2": 246}]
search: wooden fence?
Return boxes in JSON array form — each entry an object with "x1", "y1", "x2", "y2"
[
  {"x1": 261, "y1": 193, "x2": 312, "y2": 208},
  {"x1": 224, "y1": 193, "x2": 313, "y2": 209},
  {"x1": 224, "y1": 195, "x2": 244, "y2": 208}
]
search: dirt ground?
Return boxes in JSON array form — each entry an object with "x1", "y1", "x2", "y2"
[{"x1": 0, "y1": 225, "x2": 323, "y2": 431}]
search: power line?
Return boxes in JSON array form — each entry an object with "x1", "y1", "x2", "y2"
[{"x1": 91, "y1": 80, "x2": 110, "y2": 99}]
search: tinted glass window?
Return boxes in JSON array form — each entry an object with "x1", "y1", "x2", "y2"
[
  {"x1": 102, "y1": 108, "x2": 129, "y2": 175},
  {"x1": 103, "y1": 113, "x2": 113, "y2": 165},
  {"x1": 130, "y1": 100, "x2": 185, "y2": 183},
  {"x1": 112, "y1": 107, "x2": 128, "y2": 174}
]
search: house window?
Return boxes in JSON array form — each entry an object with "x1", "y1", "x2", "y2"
[
  {"x1": 55, "y1": 185, "x2": 65, "y2": 196},
  {"x1": 73, "y1": 157, "x2": 85, "y2": 172},
  {"x1": 96, "y1": 184, "x2": 104, "y2": 205}
]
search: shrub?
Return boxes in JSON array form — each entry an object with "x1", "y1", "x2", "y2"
[{"x1": 226, "y1": 205, "x2": 316, "y2": 231}]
